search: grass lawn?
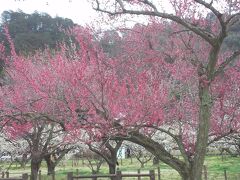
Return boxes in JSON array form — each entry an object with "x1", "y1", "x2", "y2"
[{"x1": 0, "y1": 155, "x2": 240, "y2": 180}]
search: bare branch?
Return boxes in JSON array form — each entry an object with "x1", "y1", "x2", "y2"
[
  {"x1": 177, "y1": 32, "x2": 201, "y2": 67},
  {"x1": 226, "y1": 13, "x2": 240, "y2": 26},
  {"x1": 214, "y1": 49, "x2": 240, "y2": 77},
  {"x1": 194, "y1": 0, "x2": 225, "y2": 30},
  {"x1": 143, "y1": 0, "x2": 158, "y2": 12},
  {"x1": 93, "y1": 0, "x2": 216, "y2": 46},
  {"x1": 208, "y1": 130, "x2": 235, "y2": 145},
  {"x1": 116, "y1": 0, "x2": 125, "y2": 10}
]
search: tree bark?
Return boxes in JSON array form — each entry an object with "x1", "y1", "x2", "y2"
[
  {"x1": 126, "y1": 132, "x2": 190, "y2": 179},
  {"x1": 191, "y1": 86, "x2": 211, "y2": 180},
  {"x1": 107, "y1": 159, "x2": 120, "y2": 180},
  {"x1": 107, "y1": 150, "x2": 118, "y2": 180},
  {"x1": 108, "y1": 164, "x2": 116, "y2": 174},
  {"x1": 30, "y1": 156, "x2": 42, "y2": 180},
  {"x1": 108, "y1": 163, "x2": 116, "y2": 180},
  {"x1": 45, "y1": 154, "x2": 56, "y2": 175}
]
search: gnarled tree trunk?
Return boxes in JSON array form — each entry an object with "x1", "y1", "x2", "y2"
[{"x1": 30, "y1": 154, "x2": 42, "y2": 180}]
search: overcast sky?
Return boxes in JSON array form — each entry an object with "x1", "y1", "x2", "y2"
[{"x1": 0, "y1": 0, "x2": 98, "y2": 25}]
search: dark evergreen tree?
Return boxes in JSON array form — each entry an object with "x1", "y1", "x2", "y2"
[{"x1": 0, "y1": 10, "x2": 75, "y2": 55}]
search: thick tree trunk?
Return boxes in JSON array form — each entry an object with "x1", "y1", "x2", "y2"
[
  {"x1": 105, "y1": 153, "x2": 118, "y2": 180},
  {"x1": 191, "y1": 84, "x2": 212, "y2": 180},
  {"x1": 109, "y1": 164, "x2": 116, "y2": 178},
  {"x1": 108, "y1": 162, "x2": 116, "y2": 180},
  {"x1": 177, "y1": 166, "x2": 205, "y2": 180},
  {"x1": 181, "y1": 172, "x2": 196, "y2": 180},
  {"x1": 47, "y1": 162, "x2": 55, "y2": 175},
  {"x1": 109, "y1": 165, "x2": 116, "y2": 174},
  {"x1": 30, "y1": 157, "x2": 41, "y2": 180},
  {"x1": 45, "y1": 155, "x2": 56, "y2": 175}
]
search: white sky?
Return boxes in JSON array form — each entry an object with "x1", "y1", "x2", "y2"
[
  {"x1": 0, "y1": 0, "x2": 175, "y2": 28},
  {"x1": 0, "y1": 0, "x2": 216, "y2": 29},
  {"x1": 0, "y1": 0, "x2": 98, "y2": 25}
]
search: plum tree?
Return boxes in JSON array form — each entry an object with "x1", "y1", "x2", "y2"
[{"x1": 90, "y1": 1, "x2": 240, "y2": 179}]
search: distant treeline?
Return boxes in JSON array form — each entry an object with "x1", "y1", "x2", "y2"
[{"x1": 0, "y1": 10, "x2": 76, "y2": 55}]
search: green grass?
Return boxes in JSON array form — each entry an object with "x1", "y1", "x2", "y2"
[
  {"x1": 205, "y1": 155, "x2": 240, "y2": 173},
  {"x1": 1, "y1": 155, "x2": 240, "y2": 179}
]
